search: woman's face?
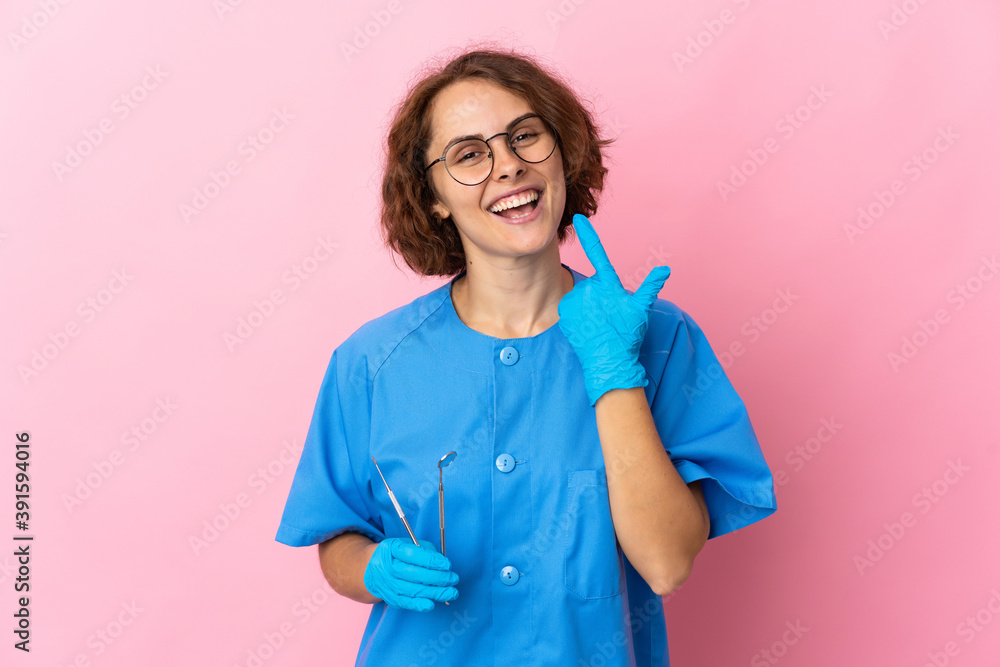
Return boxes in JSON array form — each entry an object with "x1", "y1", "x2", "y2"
[{"x1": 425, "y1": 78, "x2": 567, "y2": 267}]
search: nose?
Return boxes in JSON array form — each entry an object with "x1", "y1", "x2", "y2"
[{"x1": 489, "y1": 137, "x2": 525, "y2": 179}]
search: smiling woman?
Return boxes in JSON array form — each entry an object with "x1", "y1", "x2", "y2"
[
  {"x1": 378, "y1": 47, "x2": 613, "y2": 278},
  {"x1": 274, "y1": 44, "x2": 777, "y2": 667}
]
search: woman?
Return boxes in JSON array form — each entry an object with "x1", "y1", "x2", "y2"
[{"x1": 275, "y1": 46, "x2": 776, "y2": 666}]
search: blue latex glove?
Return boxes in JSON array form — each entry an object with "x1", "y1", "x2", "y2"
[
  {"x1": 363, "y1": 537, "x2": 459, "y2": 612},
  {"x1": 558, "y1": 214, "x2": 671, "y2": 407}
]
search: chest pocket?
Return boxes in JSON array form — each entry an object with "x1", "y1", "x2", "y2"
[{"x1": 563, "y1": 469, "x2": 625, "y2": 599}]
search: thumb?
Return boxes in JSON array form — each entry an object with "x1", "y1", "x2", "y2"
[{"x1": 631, "y1": 265, "x2": 671, "y2": 310}]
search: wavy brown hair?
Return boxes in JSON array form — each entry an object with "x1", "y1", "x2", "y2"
[{"x1": 378, "y1": 45, "x2": 615, "y2": 277}]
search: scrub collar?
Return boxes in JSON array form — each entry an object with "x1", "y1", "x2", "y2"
[{"x1": 445, "y1": 263, "x2": 583, "y2": 342}]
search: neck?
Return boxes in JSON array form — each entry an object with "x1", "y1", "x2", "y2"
[{"x1": 451, "y1": 245, "x2": 574, "y2": 339}]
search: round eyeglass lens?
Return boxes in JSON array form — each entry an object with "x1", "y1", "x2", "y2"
[{"x1": 444, "y1": 116, "x2": 556, "y2": 186}]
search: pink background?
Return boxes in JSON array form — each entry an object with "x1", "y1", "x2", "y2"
[{"x1": 3, "y1": 1, "x2": 999, "y2": 665}]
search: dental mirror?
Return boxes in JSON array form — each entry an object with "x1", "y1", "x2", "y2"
[
  {"x1": 437, "y1": 451, "x2": 457, "y2": 557},
  {"x1": 437, "y1": 451, "x2": 457, "y2": 605}
]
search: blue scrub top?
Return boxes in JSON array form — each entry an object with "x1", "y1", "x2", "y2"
[{"x1": 275, "y1": 263, "x2": 777, "y2": 666}]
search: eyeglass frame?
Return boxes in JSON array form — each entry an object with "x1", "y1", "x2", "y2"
[{"x1": 423, "y1": 113, "x2": 558, "y2": 186}]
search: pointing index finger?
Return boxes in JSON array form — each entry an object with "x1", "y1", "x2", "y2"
[{"x1": 572, "y1": 214, "x2": 616, "y2": 277}]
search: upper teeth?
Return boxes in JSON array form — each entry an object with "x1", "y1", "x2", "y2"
[{"x1": 489, "y1": 190, "x2": 539, "y2": 213}]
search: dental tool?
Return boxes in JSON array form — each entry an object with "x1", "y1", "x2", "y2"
[
  {"x1": 437, "y1": 451, "x2": 458, "y2": 557},
  {"x1": 371, "y1": 457, "x2": 419, "y2": 546}
]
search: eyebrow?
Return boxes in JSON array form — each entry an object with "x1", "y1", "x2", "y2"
[{"x1": 441, "y1": 112, "x2": 537, "y2": 152}]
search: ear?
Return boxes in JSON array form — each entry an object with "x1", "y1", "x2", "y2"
[{"x1": 431, "y1": 199, "x2": 451, "y2": 220}]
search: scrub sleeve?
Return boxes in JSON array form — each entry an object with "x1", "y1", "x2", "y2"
[
  {"x1": 275, "y1": 347, "x2": 386, "y2": 548},
  {"x1": 646, "y1": 307, "x2": 776, "y2": 539}
]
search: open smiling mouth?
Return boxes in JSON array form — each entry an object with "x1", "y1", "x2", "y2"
[{"x1": 489, "y1": 190, "x2": 542, "y2": 220}]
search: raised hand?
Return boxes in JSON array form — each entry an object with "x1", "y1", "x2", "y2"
[{"x1": 557, "y1": 214, "x2": 671, "y2": 406}]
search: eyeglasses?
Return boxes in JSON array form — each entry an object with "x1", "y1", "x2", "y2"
[{"x1": 424, "y1": 114, "x2": 557, "y2": 186}]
